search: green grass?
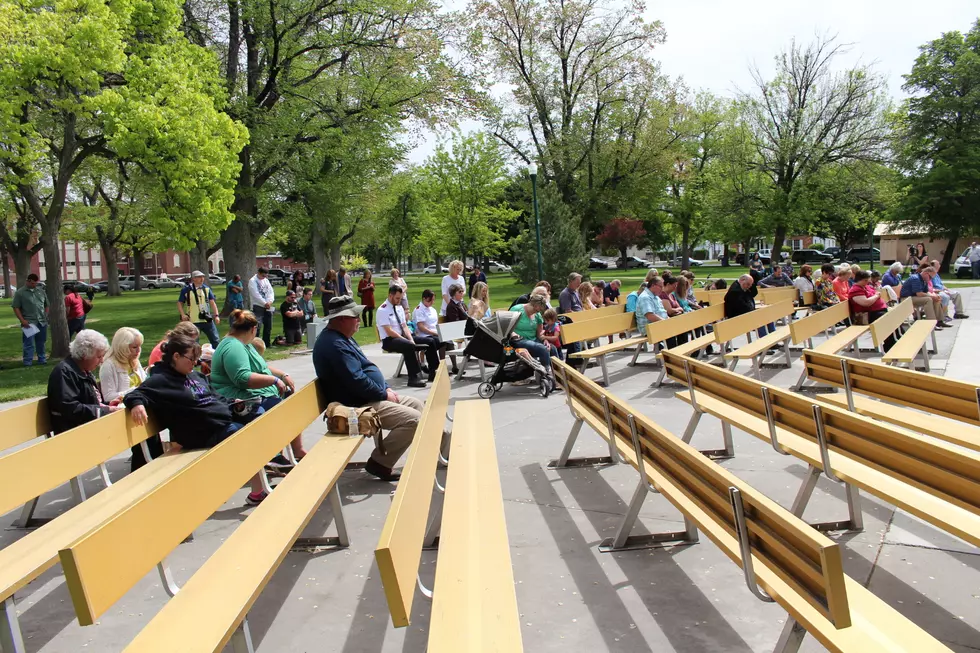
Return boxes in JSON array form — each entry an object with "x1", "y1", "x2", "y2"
[{"x1": 1, "y1": 264, "x2": 975, "y2": 402}]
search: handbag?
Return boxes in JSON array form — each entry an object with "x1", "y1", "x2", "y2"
[{"x1": 324, "y1": 402, "x2": 382, "y2": 436}]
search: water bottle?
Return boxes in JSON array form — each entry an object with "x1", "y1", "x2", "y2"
[{"x1": 348, "y1": 408, "x2": 359, "y2": 437}]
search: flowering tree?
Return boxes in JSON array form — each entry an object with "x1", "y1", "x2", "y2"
[{"x1": 596, "y1": 219, "x2": 648, "y2": 265}]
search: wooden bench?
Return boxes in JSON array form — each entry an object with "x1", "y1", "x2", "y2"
[
  {"x1": 559, "y1": 303, "x2": 623, "y2": 322},
  {"x1": 550, "y1": 359, "x2": 950, "y2": 653},
  {"x1": 869, "y1": 299, "x2": 936, "y2": 371},
  {"x1": 375, "y1": 392, "x2": 521, "y2": 650},
  {"x1": 693, "y1": 288, "x2": 727, "y2": 305},
  {"x1": 634, "y1": 304, "x2": 725, "y2": 386},
  {"x1": 758, "y1": 286, "x2": 799, "y2": 309},
  {"x1": 437, "y1": 319, "x2": 485, "y2": 382},
  {"x1": 661, "y1": 351, "x2": 980, "y2": 551},
  {"x1": 563, "y1": 311, "x2": 637, "y2": 384},
  {"x1": 801, "y1": 290, "x2": 816, "y2": 306},
  {"x1": 0, "y1": 408, "x2": 202, "y2": 652},
  {"x1": 719, "y1": 300, "x2": 797, "y2": 378},
  {"x1": 788, "y1": 303, "x2": 868, "y2": 390},
  {"x1": 803, "y1": 350, "x2": 980, "y2": 453}
]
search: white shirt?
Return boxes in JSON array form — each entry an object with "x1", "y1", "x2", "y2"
[
  {"x1": 793, "y1": 276, "x2": 814, "y2": 296},
  {"x1": 377, "y1": 300, "x2": 408, "y2": 340},
  {"x1": 99, "y1": 358, "x2": 147, "y2": 403},
  {"x1": 248, "y1": 274, "x2": 275, "y2": 308},
  {"x1": 969, "y1": 246, "x2": 980, "y2": 263},
  {"x1": 413, "y1": 303, "x2": 439, "y2": 335},
  {"x1": 440, "y1": 274, "x2": 462, "y2": 315}
]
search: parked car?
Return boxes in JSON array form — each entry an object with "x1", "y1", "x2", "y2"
[
  {"x1": 670, "y1": 256, "x2": 703, "y2": 267},
  {"x1": 423, "y1": 264, "x2": 449, "y2": 274},
  {"x1": 587, "y1": 257, "x2": 609, "y2": 270},
  {"x1": 823, "y1": 246, "x2": 842, "y2": 260},
  {"x1": 840, "y1": 247, "x2": 880, "y2": 264},
  {"x1": 755, "y1": 249, "x2": 790, "y2": 265},
  {"x1": 94, "y1": 280, "x2": 109, "y2": 292},
  {"x1": 64, "y1": 281, "x2": 98, "y2": 294},
  {"x1": 953, "y1": 248, "x2": 974, "y2": 278},
  {"x1": 117, "y1": 275, "x2": 148, "y2": 290},
  {"x1": 488, "y1": 260, "x2": 511, "y2": 273},
  {"x1": 790, "y1": 249, "x2": 834, "y2": 264},
  {"x1": 0, "y1": 285, "x2": 15, "y2": 294},
  {"x1": 145, "y1": 275, "x2": 182, "y2": 289},
  {"x1": 620, "y1": 256, "x2": 654, "y2": 269}
]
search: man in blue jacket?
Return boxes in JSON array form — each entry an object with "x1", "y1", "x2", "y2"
[{"x1": 312, "y1": 296, "x2": 422, "y2": 481}]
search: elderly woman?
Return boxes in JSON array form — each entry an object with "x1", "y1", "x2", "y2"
[
  {"x1": 882, "y1": 262, "x2": 903, "y2": 289},
  {"x1": 47, "y1": 330, "x2": 121, "y2": 435},
  {"x1": 390, "y1": 268, "x2": 409, "y2": 311},
  {"x1": 210, "y1": 309, "x2": 305, "y2": 466},
  {"x1": 511, "y1": 295, "x2": 557, "y2": 386},
  {"x1": 468, "y1": 281, "x2": 491, "y2": 319},
  {"x1": 125, "y1": 333, "x2": 270, "y2": 504},
  {"x1": 440, "y1": 260, "x2": 465, "y2": 316},
  {"x1": 444, "y1": 283, "x2": 469, "y2": 322}
]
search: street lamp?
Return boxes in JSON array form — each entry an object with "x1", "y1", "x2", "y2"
[{"x1": 528, "y1": 162, "x2": 544, "y2": 281}]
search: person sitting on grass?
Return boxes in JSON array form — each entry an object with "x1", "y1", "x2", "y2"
[
  {"x1": 47, "y1": 330, "x2": 120, "y2": 435},
  {"x1": 125, "y1": 333, "x2": 271, "y2": 505}
]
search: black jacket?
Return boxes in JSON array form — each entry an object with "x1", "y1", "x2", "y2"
[
  {"x1": 445, "y1": 299, "x2": 469, "y2": 322},
  {"x1": 123, "y1": 362, "x2": 235, "y2": 449},
  {"x1": 47, "y1": 358, "x2": 105, "y2": 434},
  {"x1": 724, "y1": 283, "x2": 758, "y2": 319}
]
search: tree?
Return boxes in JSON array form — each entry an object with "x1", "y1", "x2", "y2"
[
  {"x1": 596, "y1": 219, "x2": 647, "y2": 265},
  {"x1": 0, "y1": 0, "x2": 246, "y2": 356},
  {"x1": 806, "y1": 162, "x2": 899, "y2": 251},
  {"x1": 893, "y1": 20, "x2": 980, "y2": 273},
  {"x1": 740, "y1": 35, "x2": 891, "y2": 258},
  {"x1": 512, "y1": 184, "x2": 589, "y2": 285},
  {"x1": 0, "y1": 197, "x2": 42, "y2": 293}
]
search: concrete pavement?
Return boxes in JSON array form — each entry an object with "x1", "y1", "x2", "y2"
[{"x1": 2, "y1": 291, "x2": 979, "y2": 652}]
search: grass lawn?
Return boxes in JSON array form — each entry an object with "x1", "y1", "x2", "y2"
[{"x1": 0, "y1": 263, "x2": 974, "y2": 401}]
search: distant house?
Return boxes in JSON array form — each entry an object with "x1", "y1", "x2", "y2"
[{"x1": 875, "y1": 225, "x2": 979, "y2": 264}]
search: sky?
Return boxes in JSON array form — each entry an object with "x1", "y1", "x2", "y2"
[{"x1": 404, "y1": 0, "x2": 979, "y2": 164}]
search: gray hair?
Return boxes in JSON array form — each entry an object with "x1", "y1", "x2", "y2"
[
  {"x1": 889, "y1": 262, "x2": 903, "y2": 275},
  {"x1": 527, "y1": 295, "x2": 548, "y2": 310},
  {"x1": 70, "y1": 329, "x2": 109, "y2": 361},
  {"x1": 738, "y1": 274, "x2": 753, "y2": 284}
]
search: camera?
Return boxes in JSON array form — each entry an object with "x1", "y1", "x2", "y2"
[{"x1": 198, "y1": 308, "x2": 213, "y2": 322}]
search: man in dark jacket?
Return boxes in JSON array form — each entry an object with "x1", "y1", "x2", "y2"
[
  {"x1": 723, "y1": 274, "x2": 758, "y2": 319},
  {"x1": 467, "y1": 266, "x2": 487, "y2": 297},
  {"x1": 313, "y1": 296, "x2": 443, "y2": 481},
  {"x1": 47, "y1": 329, "x2": 119, "y2": 434}
]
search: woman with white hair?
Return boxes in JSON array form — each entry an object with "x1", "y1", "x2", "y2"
[
  {"x1": 46, "y1": 329, "x2": 119, "y2": 435},
  {"x1": 440, "y1": 260, "x2": 465, "y2": 316},
  {"x1": 882, "y1": 262, "x2": 904, "y2": 288}
]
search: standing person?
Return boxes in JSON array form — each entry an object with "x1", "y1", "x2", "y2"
[
  {"x1": 177, "y1": 270, "x2": 221, "y2": 348},
  {"x1": 357, "y1": 270, "x2": 377, "y2": 328},
  {"x1": 468, "y1": 281, "x2": 491, "y2": 319},
  {"x1": 440, "y1": 260, "x2": 465, "y2": 316},
  {"x1": 12, "y1": 273, "x2": 48, "y2": 366},
  {"x1": 65, "y1": 285, "x2": 87, "y2": 338},
  {"x1": 249, "y1": 267, "x2": 276, "y2": 348},
  {"x1": 299, "y1": 288, "x2": 318, "y2": 326},
  {"x1": 225, "y1": 274, "x2": 245, "y2": 315},
  {"x1": 390, "y1": 267, "x2": 409, "y2": 311},
  {"x1": 912, "y1": 243, "x2": 928, "y2": 267},
  {"x1": 320, "y1": 269, "x2": 338, "y2": 314},
  {"x1": 280, "y1": 289, "x2": 304, "y2": 345},
  {"x1": 468, "y1": 265, "x2": 487, "y2": 297},
  {"x1": 968, "y1": 241, "x2": 980, "y2": 280},
  {"x1": 100, "y1": 327, "x2": 158, "y2": 469},
  {"x1": 378, "y1": 284, "x2": 440, "y2": 386},
  {"x1": 337, "y1": 266, "x2": 350, "y2": 297},
  {"x1": 46, "y1": 330, "x2": 120, "y2": 433}
]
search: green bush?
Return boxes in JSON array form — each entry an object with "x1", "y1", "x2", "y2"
[
  {"x1": 512, "y1": 184, "x2": 589, "y2": 286},
  {"x1": 809, "y1": 242, "x2": 825, "y2": 250}
]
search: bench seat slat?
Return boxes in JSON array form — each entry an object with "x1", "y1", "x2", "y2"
[
  {"x1": 662, "y1": 332, "x2": 716, "y2": 358},
  {"x1": 881, "y1": 319, "x2": 935, "y2": 363},
  {"x1": 429, "y1": 400, "x2": 522, "y2": 653},
  {"x1": 812, "y1": 326, "x2": 868, "y2": 354},
  {"x1": 123, "y1": 435, "x2": 363, "y2": 653},
  {"x1": 568, "y1": 335, "x2": 645, "y2": 359},
  {"x1": 725, "y1": 326, "x2": 791, "y2": 359},
  {"x1": 560, "y1": 311, "x2": 634, "y2": 345}
]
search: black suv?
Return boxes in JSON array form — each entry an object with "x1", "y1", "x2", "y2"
[
  {"x1": 841, "y1": 247, "x2": 880, "y2": 264},
  {"x1": 791, "y1": 249, "x2": 834, "y2": 264}
]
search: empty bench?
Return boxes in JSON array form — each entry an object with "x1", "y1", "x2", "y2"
[
  {"x1": 550, "y1": 359, "x2": 949, "y2": 653},
  {"x1": 563, "y1": 310, "x2": 637, "y2": 384},
  {"x1": 788, "y1": 302, "x2": 868, "y2": 390},
  {"x1": 869, "y1": 299, "x2": 936, "y2": 371}
]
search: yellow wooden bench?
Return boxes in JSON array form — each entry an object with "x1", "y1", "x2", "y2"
[
  {"x1": 788, "y1": 303, "x2": 868, "y2": 390},
  {"x1": 563, "y1": 311, "x2": 637, "y2": 384},
  {"x1": 693, "y1": 288, "x2": 727, "y2": 305},
  {"x1": 551, "y1": 360, "x2": 950, "y2": 653},
  {"x1": 718, "y1": 300, "x2": 796, "y2": 378},
  {"x1": 802, "y1": 290, "x2": 816, "y2": 306},
  {"x1": 0, "y1": 408, "x2": 200, "y2": 652},
  {"x1": 558, "y1": 303, "x2": 623, "y2": 322},
  {"x1": 757, "y1": 286, "x2": 799, "y2": 308},
  {"x1": 661, "y1": 351, "x2": 980, "y2": 551},
  {"x1": 868, "y1": 299, "x2": 936, "y2": 370},
  {"x1": 635, "y1": 304, "x2": 725, "y2": 386},
  {"x1": 803, "y1": 350, "x2": 980, "y2": 452}
]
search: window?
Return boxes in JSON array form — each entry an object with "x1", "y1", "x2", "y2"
[
  {"x1": 792, "y1": 239, "x2": 804, "y2": 251},
  {"x1": 79, "y1": 247, "x2": 89, "y2": 263},
  {"x1": 173, "y1": 254, "x2": 180, "y2": 268}
]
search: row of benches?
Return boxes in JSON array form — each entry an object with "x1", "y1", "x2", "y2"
[{"x1": 0, "y1": 368, "x2": 522, "y2": 652}]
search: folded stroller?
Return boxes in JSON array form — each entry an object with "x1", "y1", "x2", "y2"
[{"x1": 462, "y1": 311, "x2": 553, "y2": 399}]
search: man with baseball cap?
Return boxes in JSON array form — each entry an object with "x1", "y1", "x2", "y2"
[
  {"x1": 177, "y1": 270, "x2": 220, "y2": 347},
  {"x1": 313, "y1": 296, "x2": 435, "y2": 481}
]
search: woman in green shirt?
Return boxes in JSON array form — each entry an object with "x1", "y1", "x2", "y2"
[
  {"x1": 211, "y1": 309, "x2": 307, "y2": 462},
  {"x1": 511, "y1": 296, "x2": 556, "y2": 384}
]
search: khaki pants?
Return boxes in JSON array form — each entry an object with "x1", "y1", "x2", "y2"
[
  {"x1": 911, "y1": 295, "x2": 944, "y2": 321},
  {"x1": 942, "y1": 290, "x2": 964, "y2": 317},
  {"x1": 366, "y1": 396, "x2": 449, "y2": 469}
]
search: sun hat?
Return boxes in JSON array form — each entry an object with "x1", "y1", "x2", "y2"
[{"x1": 324, "y1": 295, "x2": 365, "y2": 321}]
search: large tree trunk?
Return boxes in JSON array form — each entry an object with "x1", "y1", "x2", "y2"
[
  {"x1": 101, "y1": 240, "x2": 121, "y2": 296},
  {"x1": 0, "y1": 240, "x2": 11, "y2": 298},
  {"x1": 220, "y1": 218, "x2": 261, "y2": 306},
  {"x1": 133, "y1": 251, "x2": 145, "y2": 290},
  {"x1": 189, "y1": 239, "x2": 211, "y2": 274},
  {"x1": 312, "y1": 227, "x2": 330, "y2": 297},
  {"x1": 771, "y1": 226, "x2": 788, "y2": 269},
  {"x1": 721, "y1": 243, "x2": 730, "y2": 267},
  {"x1": 681, "y1": 225, "x2": 691, "y2": 271},
  {"x1": 12, "y1": 248, "x2": 31, "y2": 291},
  {"x1": 330, "y1": 243, "x2": 342, "y2": 272},
  {"x1": 939, "y1": 233, "x2": 959, "y2": 275},
  {"x1": 40, "y1": 236, "x2": 69, "y2": 358}
]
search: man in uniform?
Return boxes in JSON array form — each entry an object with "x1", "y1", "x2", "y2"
[{"x1": 377, "y1": 285, "x2": 440, "y2": 387}]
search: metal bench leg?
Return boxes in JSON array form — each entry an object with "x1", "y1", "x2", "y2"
[
  {"x1": 751, "y1": 356, "x2": 762, "y2": 380},
  {"x1": 919, "y1": 341, "x2": 930, "y2": 372},
  {"x1": 598, "y1": 477, "x2": 699, "y2": 552},
  {"x1": 230, "y1": 616, "x2": 255, "y2": 653},
  {"x1": 651, "y1": 366, "x2": 667, "y2": 387},
  {"x1": 681, "y1": 410, "x2": 703, "y2": 444},
  {"x1": 12, "y1": 497, "x2": 41, "y2": 529},
  {"x1": 929, "y1": 329, "x2": 938, "y2": 354},
  {"x1": 628, "y1": 343, "x2": 644, "y2": 366},
  {"x1": 728, "y1": 357, "x2": 739, "y2": 372},
  {"x1": 69, "y1": 475, "x2": 88, "y2": 504},
  {"x1": 394, "y1": 355, "x2": 405, "y2": 378},
  {"x1": 0, "y1": 597, "x2": 25, "y2": 653},
  {"x1": 598, "y1": 355, "x2": 610, "y2": 386},
  {"x1": 98, "y1": 463, "x2": 112, "y2": 489},
  {"x1": 158, "y1": 560, "x2": 181, "y2": 597},
  {"x1": 292, "y1": 485, "x2": 351, "y2": 550},
  {"x1": 782, "y1": 340, "x2": 792, "y2": 368},
  {"x1": 791, "y1": 366, "x2": 809, "y2": 392},
  {"x1": 259, "y1": 469, "x2": 274, "y2": 494},
  {"x1": 790, "y1": 465, "x2": 863, "y2": 532},
  {"x1": 773, "y1": 617, "x2": 807, "y2": 653}
]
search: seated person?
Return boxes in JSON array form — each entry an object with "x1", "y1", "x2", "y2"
[
  {"x1": 635, "y1": 275, "x2": 668, "y2": 332},
  {"x1": 412, "y1": 289, "x2": 448, "y2": 374},
  {"x1": 793, "y1": 265, "x2": 814, "y2": 299},
  {"x1": 625, "y1": 282, "x2": 647, "y2": 313},
  {"x1": 444, "y1": 284, "x2": 469, "y2": 322},
  {"x1": 815, "y1": 263, "x2": 840, "y2": 309},
  {"x1": 900, "y1": 266, "x2": 946, "y2": 327},
  {"x1": 125, "y1": 333, "x2": 269, "y2": 504},
  {"x1": 511, "y1": 296, "x2": 557, "y2": 386},
  {"x1": 833, "y1": 267, "x2": 852, "y2": 302},
  {"x1": 468, "y1": 281, "x2": 491, "y2": 320},
  {"x1": 378, "y1": 284, "x2": 441, "y2": 386},
  {"x1": 849, "y1": 270, "x2": 895, "y2": 350},
  {"x1": 603, "y1": 279, "x2": 621, "y2": 306},
  {"x1": 759, "y1": 265, "x2": 793, "y2": 288},
  {"x1": 724, "y1": 274, "x2": 774, "y2": 341},
  {"x1": 881, "y1": 262, "x2": 903, "y2": 290},
  {"x1": 929, "y1": 259, "x2": 968, "y2": 319},
  {"x1": 711, "y1": 278, "x2": 727, "y2": 290},
  {"x1": 101, "y1": 327, "x2": 158, "y2": 470},
  {"x1": 541, "y1": 308, "x2": 563, "y2": 360},
  {"x1": 314, "y1": 296, "x2": 447, "y2": 481},
  {"x1": 47, "y1": 329, "x2": 121, "y2": 434},
  {"x1": 148, "y1": 321, "x2": 200, "y2": 367}
]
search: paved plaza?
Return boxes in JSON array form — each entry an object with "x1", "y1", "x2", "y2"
[{"x1": 3, "y1": 291, "x2": 980, "y2": 652}]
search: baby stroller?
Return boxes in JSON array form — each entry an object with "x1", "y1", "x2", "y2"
[{"x1": 463, "y1": 311, "x2": 554, "y2": 399}]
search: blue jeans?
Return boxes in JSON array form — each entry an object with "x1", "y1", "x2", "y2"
[
  {"x1": 514, "y1": 338, "x2": 552, "y2": 370},
  {"x1": 22, "y1": 323, "x2": 47, "y2": 366},
  {"x1": 973, "y1": 260, "x2": 980, "y2": 280},
  {"x1": 757, "y1": 322, "x2": 776, "y2": 339},
  {"x1": 196, "y1": 320, "x2": 220, "y2": 348}
]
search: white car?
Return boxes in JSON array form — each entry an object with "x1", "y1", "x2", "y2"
[
  {"x1": 423, "y1": 265, "x2": 449, "y2": 274},
  {"x1": 488, "y1": 261, "x2": 511, "y2": 273},
  {"x1": 954, "y1": 248, "x2": 974, "y2": 278}
]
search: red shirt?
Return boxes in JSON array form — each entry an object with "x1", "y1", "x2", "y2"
[
  {"x1": 64, "y1": 292, "x2": 84, "y2": 319},
  {"x1": 659, "y1": 291, "x2": 681, "y2": 313},
  {"x1": 848, "y1": 283, "x2": 886, "y2": 313}
]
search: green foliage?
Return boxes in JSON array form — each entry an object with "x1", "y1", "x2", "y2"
[
  {"x1": 512, "y1": 184, "x2": 589, "y2": 286},
  {"x1": 805, "y1": 162, "x2": 900, "y2": 249}
]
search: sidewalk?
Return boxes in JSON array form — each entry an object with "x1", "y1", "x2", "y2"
[{"x1": 3, "y1": 297, "x2": 979, "y2": 652}]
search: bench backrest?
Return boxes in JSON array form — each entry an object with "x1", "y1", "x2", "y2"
[
  {"x1": 58, "y1": 382, "x2": 328, "y2": 625},
  {"x1": 869, "y1": 299, "x2": 912, "y2": 348},
  {"x1": 788, "y1": 302, "x2": 850, "y2": 345},
  {"x1": 0, "y1": 398, "x2": 51, "y2": 452},
  {"x1": 801, "y1": 290, "x2": 816, "y2": 306},
  {"x1": 712, "y1": 300, "x2": 795, "y2": 344},
  {"x1": 758, "y1": 287, "x2": 798, "y2": 306},
  {"x1": 559, "y1": 303, "x2": 623, "y2": 322},
  {"x1": 375, "y1": 367, "x2": 452, "y2": 627},
  {"x1": 646, "y1": 304, "x2": 724, "y2": 345},
  {"x1": 560, "y1": 311, "x2": 635, "y2": 345},
  {"x1": 803, "y1": 350, "x2": 980, "y2": 426},
  {"x1": 691, "y1": 288, "x2": 727, "y2": 305},
  {"x1": 0, "y1": 409, "x2": 159, "y2": 518},
  {"x1": 553, "y1": 359, "x2": 851, "y2": 627},
  {"x1": 665, "y1": 351, "x2": 980, "y2": 516},
  {"x1": 437, "y1": 320, "x2": 468, "y2": 341}
]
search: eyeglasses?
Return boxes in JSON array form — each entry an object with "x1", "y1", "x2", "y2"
[{"x1": 179, "y1": 353, "x2": 197, "y2": 363}]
